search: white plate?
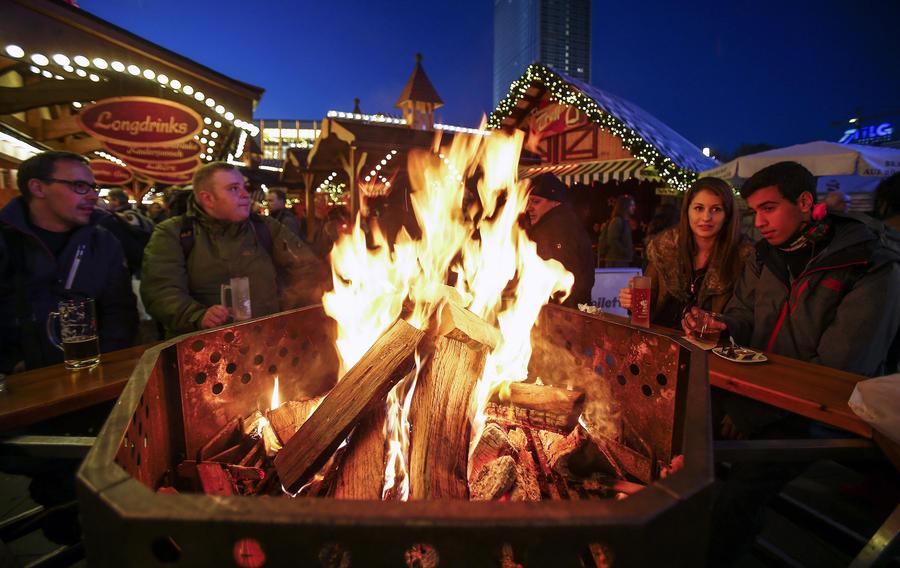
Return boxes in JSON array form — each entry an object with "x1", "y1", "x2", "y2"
[{"x1": 712, "y1": 346, "x2": 768, "y2": 364}]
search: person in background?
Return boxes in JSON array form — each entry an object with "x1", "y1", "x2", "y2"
[
  {"x1": 165, "y1": 188, "x2": 192, "y2": 217},
  {"x1": 686, "y1": 161, "x2": 900, "y2": 381},
  {"x1": 874, "y1": 172, "x2": 900, "y2": 231},
  {"x1": 644, "y1": 202, "x2": 679, "y2": 245},
  {"x1": 147, "y1": 198, "x2": 167, "y2": 224},
  {"x1": 292, "y1": 198, "x2": 309, "y2": 241},
  {"x1": 598, "y1": 194, "x2": 635, "y2": 267},
  {"x1": 0, "y1": 151, "x2": 137, "y2": 373},
  {"x1": 141, "y1": 162, "x2": 323, "y2": 338},
  {"x1": 824, "y1": 190, "x2": 851, "y2": 214},
  {"x1": 267, "y1": 189, "x2": 303, "y2": 239},
  {"x1": 99, "y1": 188, "x2": 155, "y2": 277},
  {"x1": 524, "y1": 173, "x2": 595, "y2": 307},
  {"x1": 618, "y1": 178, "x2": 753, "y2": 328},
  {"x1": 310, "y1": 206, "x2": 352, "y2": 259}
]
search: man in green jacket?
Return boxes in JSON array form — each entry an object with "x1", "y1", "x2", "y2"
[{"x1": 141, "y1": 162, "x2": 324, "y2": 338}]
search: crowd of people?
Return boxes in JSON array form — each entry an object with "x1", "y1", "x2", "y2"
[
  {"x1": 0, "y1": 152, "x2": 339, "y2": 374},
  {"x1": 2, "y1": 150, "x2": 898, "y2": 391}
]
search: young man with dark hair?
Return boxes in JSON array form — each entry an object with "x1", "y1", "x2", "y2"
[
  {"x1": 141, "y1": 162, "x2": 323, "y2": 337},
  {"x1": 686, "y1": 161, "x2": 900, "y2": 380},
  {"x1": 0, "y1": 151, "x2": 137, "y2": 372}
]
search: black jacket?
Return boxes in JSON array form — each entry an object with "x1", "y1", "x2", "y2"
[
  {"x1": 0, "y1": 198, "x2": 138, "y2": 373},
  {"x1": 724, "y1": 214, "x2": 900, "y2": 376},
  {"x1": 527, "y1": 202, "x2": 595, "y2": 307}
]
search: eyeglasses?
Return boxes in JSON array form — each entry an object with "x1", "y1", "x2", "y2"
[{"x1": 42, "y1": 178, "x2": 101, "y2": 195}]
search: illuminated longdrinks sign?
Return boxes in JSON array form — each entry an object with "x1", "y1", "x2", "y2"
[
  {"x1": 78, "y1": 97, "x2": 202, "y2": 146},
  {"x1": 102, "y1": 140, "x2": 204, "y2": 163},
  {"x1": 89, "y1": 159, "x2": 133, "y2": 186}
]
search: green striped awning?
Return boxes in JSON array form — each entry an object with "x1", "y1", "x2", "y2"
[{"x1": 519, "y1": 159, "x2": 647, "y2": 187}]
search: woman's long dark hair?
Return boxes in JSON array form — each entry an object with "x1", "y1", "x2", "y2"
[
  {"x1": 676, "y1": 177, "x2": 743, "y2": 291},
  {"x1": 611, "y1": 194, "x2": 634, "y2": 219}
]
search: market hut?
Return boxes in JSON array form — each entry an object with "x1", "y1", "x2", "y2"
[
  {"x1": 489, "y1": 63, "x2": 717, "y2": 226},
  {"x1": 0, "y1": 0, "x2": 263, "y2": 205}
]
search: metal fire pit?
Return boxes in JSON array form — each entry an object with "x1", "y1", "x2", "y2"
[{"x1": 77, "y1": 304, "x2": 713, "y2": 567}]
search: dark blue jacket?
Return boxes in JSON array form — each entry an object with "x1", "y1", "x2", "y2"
[{"x1": 0, "y1": 198, "x2": 138, "y2": 373}]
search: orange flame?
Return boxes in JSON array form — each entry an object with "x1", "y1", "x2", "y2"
[{"x1": 323, "y1": 123, "x2": 573, "y2": 499}]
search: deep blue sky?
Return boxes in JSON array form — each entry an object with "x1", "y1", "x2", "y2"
[{"x1": 82, "y1": 0, "x2": 899, "y2": 155}]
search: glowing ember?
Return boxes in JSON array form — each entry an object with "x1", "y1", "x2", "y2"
[{"x1": 323, "y1": 125, "x2": 573, "y2": 500}]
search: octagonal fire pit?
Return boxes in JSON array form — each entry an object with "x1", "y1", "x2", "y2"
[{"x1": 77, "y1": 303, "x2": 712, "y2": 567}]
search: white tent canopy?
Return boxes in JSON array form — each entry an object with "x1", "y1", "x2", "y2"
[{"x1": 701, "y1": 141, "x2": 900, "y2": 194}]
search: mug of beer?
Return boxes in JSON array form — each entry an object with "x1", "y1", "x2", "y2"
[
  {"x1": 630, "y1": 276, "x2": 652, "y2": 328},
  {"x1": 46, "y1": 298, "x2": 100, "y2": 370},
  {"x1": 221, "y1": 276, "x2": 252, "y2": 322}
]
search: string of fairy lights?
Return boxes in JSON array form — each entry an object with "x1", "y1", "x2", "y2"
[
  {"x1": 487, "y1": 64, "x2": 697, "y2": 191},
  {"x1": 4, "y1": 43, "x2": 260, "y2": 164}
]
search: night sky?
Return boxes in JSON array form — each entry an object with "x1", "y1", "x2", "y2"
[{"x1": 82, "y1": 0, "x2": 900, "y2": 156}]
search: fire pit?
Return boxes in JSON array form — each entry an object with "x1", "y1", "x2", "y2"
[{"x1": 77, "y1": 303, "x2": 712, "y2": 567}]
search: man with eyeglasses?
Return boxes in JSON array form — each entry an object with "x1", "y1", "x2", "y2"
[
  {"x1": 0, "y1": 151, "x2": 138, "y2": 373},
  {"x1": 141, "y1": 162, "x2": 323, "y2": 337}
]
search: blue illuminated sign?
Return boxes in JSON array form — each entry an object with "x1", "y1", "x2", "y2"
[{"x1": 839, "y1": 122, "x2": 893, "y2": 145}]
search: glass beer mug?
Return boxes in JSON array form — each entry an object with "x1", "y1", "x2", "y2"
[
  {"x1": 46, "y1": 298, "x2": 100, "y2": 370},
  {"x1": 221, "y1": 276, "x2": 252, "y2": 322}
]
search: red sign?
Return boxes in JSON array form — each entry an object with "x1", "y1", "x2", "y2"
[
  {"x1": 146, "y1": 171, "x2": 195, "y2": 185},
  {"x1": 125, "y1": 157, "x2": 200, "y2": 176},
  {"x1": 528, "y1": 101, "x2": 588, "y2": 140},
  {"x1": 102, "y1": 140, "x2": 204, "y2": 163},
  {"x1": 78, "y1": 96, "x2": 202, "y2": 147},
  {"x1": 89, "y1": 159, "x2": 133, "y2": 186}
]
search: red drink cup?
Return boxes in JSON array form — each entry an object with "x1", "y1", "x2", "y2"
[{"x1": 630, "y1": 276, "x2": 651, "y2": 328}]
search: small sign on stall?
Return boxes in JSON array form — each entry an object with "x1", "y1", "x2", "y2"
[{"x1": 591, "y1": 267, "x2": 643, "y2": 317}]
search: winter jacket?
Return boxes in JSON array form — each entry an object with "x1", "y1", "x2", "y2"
[
  {"x1": 723, "y1": 214, "x2": 900, "y2": 377},
  {"x1": 271, "y1": 208, "x2": 304, "y2": 241},
  {"x1": 0, "y1": 198, "x2": 138, "y2": 373},
  {"x1": 645, "y1": 227, "x2": 755, "y2": 328},
  {"x1": 141, "y1": 196, "x2": 324, "y2": 338},
  {"x1": 600, "y1": 216, "x2": 633, "y2": 267},
  {"x1": 527, "y1": 202, "x2": 595, "y2": 307}
]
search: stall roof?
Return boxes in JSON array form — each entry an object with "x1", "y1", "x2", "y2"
[
  {"x1": 395, "y1": 53, "x2": 443, "y2": 108},
  {"x1": 490, "y1": 63, "x2": 717, "y2": 189}
]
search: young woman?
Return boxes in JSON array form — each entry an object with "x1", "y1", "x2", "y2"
[{"x1": 618, "y1": 178, "x2": 753, "y2": 328}]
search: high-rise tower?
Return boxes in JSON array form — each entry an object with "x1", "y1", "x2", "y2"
[{"x1": 493, "y1": 0, "x2": 591, "y2": 104}]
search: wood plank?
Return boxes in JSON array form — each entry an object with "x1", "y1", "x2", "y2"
[
  {"x1": 485, "y1": 382, "x2": 584, "y2": 434},
  {"x1": 330, "y1": 408, "x2": 388, "y2": 500},
  {"x1": 708, "y1": 352, "x2": 871, "y2": 438},
  {"x1": 274, "y1": 319, "x2": 424, "y2": 493},
  {"x1": 0, "y1": 343, "x2": 153, "y2": 432}
]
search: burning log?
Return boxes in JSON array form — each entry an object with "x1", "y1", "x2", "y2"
[
  {"x1": 266, "y1": 398, "x2": 322, "y2": 446},
  {"x1": 275, "y1": 319, "x2": 425, "y2": 493},
  {"x1": 196, "y1": 462, "x2": 237, "y2": 496},
  {"x1": 409, "y1": 303, "x2": 501, "y2": 499},
  {"x1": 470, "y1": 455, "x2": 516, "y2": 501},
  {"x1": 485, "y1": 382, "x2": 584, "y2": 434},
  {"x1": 507, "y1": 428, "x2": 541, "y2": 501},
  {"x1": 198, "y1": 417, "x2": 241, "y2": 461},
  {"x1": 468, "y1": 422, "x2": 514, "y2": 483},
  {"x1": 330, "y1": 408, "x2": 387, "y2": 500}
]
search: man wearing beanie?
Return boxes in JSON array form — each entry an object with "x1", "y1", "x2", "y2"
[{"x1": 525, "y1": 173, "x2": 595, "y2": 307}]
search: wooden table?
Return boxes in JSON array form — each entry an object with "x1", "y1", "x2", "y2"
[
  {"x1": 707, "y1": 351, "x2": 872, "y2": 438},
  {"x1": 0, "y1": 343, "x2": 153, "y2": 432}
]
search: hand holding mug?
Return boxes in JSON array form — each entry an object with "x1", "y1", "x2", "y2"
[
  {"x1": 618, "y1": 285, "x2": 633, "y2": 310},
  {"x1": 200, "y1": 305, "x2": 231, "y2": 329}
]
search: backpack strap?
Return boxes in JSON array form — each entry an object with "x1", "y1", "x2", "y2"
[
  {"x1": 179, "y1": 216, "x2": 195, "y2": 259},
  {"x1": 249, "y1": 213, "x2": 274, "y2": 257}
]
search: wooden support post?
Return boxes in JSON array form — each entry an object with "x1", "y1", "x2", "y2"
[{"x1": 274, "y1": 319, "x2": 424, "y2": 493}]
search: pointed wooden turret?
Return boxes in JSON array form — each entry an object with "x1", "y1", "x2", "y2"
[{"x1": 395, "y1": 53, "x2": 444, "y2": 130}]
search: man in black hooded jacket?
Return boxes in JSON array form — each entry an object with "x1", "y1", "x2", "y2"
[
  {"x1": 524, "y1": 173, "x2": 595, "y2": 307},
  {"x1": 0, "y1": 151, "x2": 137, "y2": 373}
]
